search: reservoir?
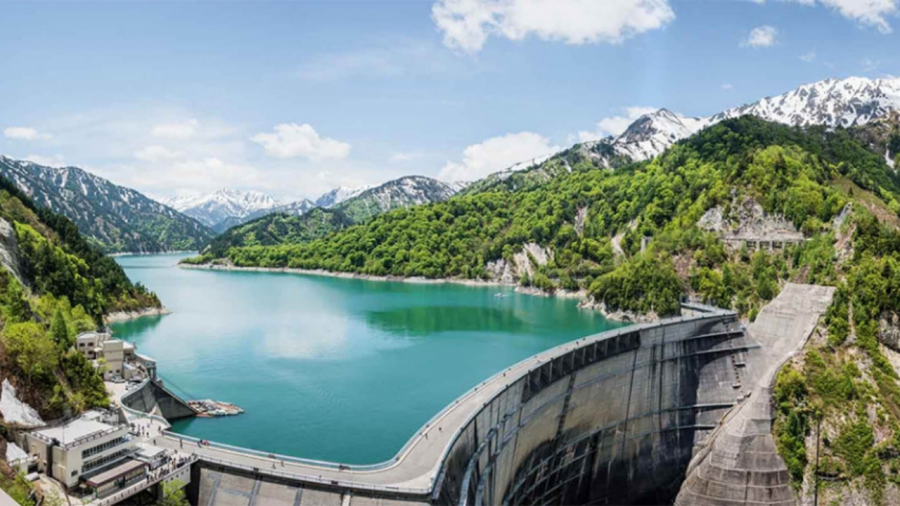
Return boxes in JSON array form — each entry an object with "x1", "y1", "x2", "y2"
[{"x1": 111, "y1": 253, "x2": 626, "y2": 465}]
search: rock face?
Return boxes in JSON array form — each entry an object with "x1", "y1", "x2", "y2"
[
  {"x1": 0, "y1": 379, "x2": 44, "y2": 428},
  {"x1": 484, "y1": 242, "x2": 554, "y2": 284},
  {"x1": 880, "y1": 311, "x2": 900, "y2": 352},
  {"x1": 697, "y1": 197, "x2": 804, "y2": 243},
  {"x1": 0, "y1": 217, "x2": 24, "y2": 285}
]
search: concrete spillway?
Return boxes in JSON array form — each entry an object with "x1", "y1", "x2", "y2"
[{"x1": 126, "y1": 285, "x2": 832, "y2": 506}]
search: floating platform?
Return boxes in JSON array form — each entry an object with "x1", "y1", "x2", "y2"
[{"x1": 188, "y1": 399, "x2": 244, "y2": 417}]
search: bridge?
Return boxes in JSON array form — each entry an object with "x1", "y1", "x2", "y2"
[{"x1": 120, "y1": 283, "x2": 834, "y2": 506}]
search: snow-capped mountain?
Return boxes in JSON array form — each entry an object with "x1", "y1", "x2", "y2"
[
  {"x1": 0, "y1": 155, "x2": 214, "y2": 252},
  {"x1": 336, "y1": 176, "x2": 460, "y2": 223},
  {"x1": 583, "y1": 76, "x2": 900, "y2": 166},
  {"x1": 314, "y1": 185, "x2": 372, "y2": 208},
  {"x1": 217, "y1": 198, "x2": 317, "y2": 232},
  {"x1": 164, "y1": 189, "x2": 281, "y2": 231}
]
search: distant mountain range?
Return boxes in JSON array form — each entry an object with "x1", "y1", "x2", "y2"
[
  {"x1": 199, "y1": 175, "x2": 462, "y2": 258},
  {"x1": 584, "y1": 76, "x2": 900, "y2": 167},
  {"x1": 0, "y1": 156, "x2": 213, "y2": 253}
]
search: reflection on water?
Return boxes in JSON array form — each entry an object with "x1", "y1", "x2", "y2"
[
  {"x1": 112, "y1": 253, "x2": 627, "y2": 463},
  {"x1": 365, "y1": 305, "x2": 528, "y2": 336}
]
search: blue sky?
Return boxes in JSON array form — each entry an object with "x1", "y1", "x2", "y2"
[{"x1": 1, "y1": 0, "x2": 898, "y2": 201}]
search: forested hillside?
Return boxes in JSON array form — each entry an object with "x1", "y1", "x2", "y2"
[{"x1": 0, "y1": 173, "x2": 160, "y2": 427}]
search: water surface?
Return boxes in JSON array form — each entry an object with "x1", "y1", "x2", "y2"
[{"x1": 111, "y1": 253, "x2": 626, "y2": 464}]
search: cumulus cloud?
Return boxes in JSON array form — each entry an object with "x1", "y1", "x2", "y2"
[
  {"x1": 4, "y1": 127, "x2": 51, "y2": 141},
  {"x1": 151, "y1": 119, "x2": 199, "y2": 139},
  {"x1": 577, "y1": 106, "x2": 657, "y2": 142},
  {"x1": 742, "y1": 25, "x2": 779, "y2": 47},
  {"x1": 432, "y1": 0, "x2": 675, "y2": 53},
  {"x1": 251, "y1": 123, "x2": 350, "y2": 161},
  {"x1": 439, "y1": 131, "x2": 560, "y2": 182},
  {"x1": 810, "y1": 0, "x2": 898, "y2": 33}
]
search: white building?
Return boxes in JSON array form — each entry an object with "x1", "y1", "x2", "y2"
[
  {"x1": 23, "y1": 410, "x2": 145, "y2": 495},
  {"x1": 75, "y1": 332, "x2": 137, "y2": 381}
]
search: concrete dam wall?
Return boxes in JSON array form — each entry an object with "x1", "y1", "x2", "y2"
[
  {"x1": 121, "y1": 379, "x2": 198, "y2": 421},
  {"x1": 145, "y1": 285, "x2": 833, "y2": 506},
  {"x1": 433, "y1": 310, "x2": 751, "y2": 506}
]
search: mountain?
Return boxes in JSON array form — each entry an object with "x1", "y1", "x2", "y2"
[
  {"x1": 189, "y1": 176, "x2": 461, "y2": 261},
  {"x1": 0, "y1": 156, "x2": 214, "y2": 253},
  {"x1": 164, "y1": 189, "x2": 281, "y2": 232},
  {"x1": 214, "y1": 198, "x2": 317, "y2": 234},
  {"x1": 582, "y1": 76, "x2": 900, "y2": 167},
  {"x1": 337, "y1": 176, "x2": 458, "y2": 223},
  {"x1": 315, "y1": 185, "x2": 372, "y2": 208}
]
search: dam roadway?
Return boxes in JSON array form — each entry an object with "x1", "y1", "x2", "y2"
[{"x1": 128, "y1": 283, "x2": 834, "y2": 506}]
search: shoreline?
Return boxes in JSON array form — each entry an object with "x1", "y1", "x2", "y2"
[
  {"x1": 105, "y1": 306, "x2": 172, "y2": 324},
  {"x1": 179, "y1": 263, "x2": 590, "y2": 302},
  {"x1": 110, "y1": 250, "x2": 196, "y2": 258}
]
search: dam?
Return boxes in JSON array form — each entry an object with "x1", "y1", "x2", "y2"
[{"x1": 117, "y1": 282, "x2": 834, "y2": 506}]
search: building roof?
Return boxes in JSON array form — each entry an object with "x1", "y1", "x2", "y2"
[
  {"x1": 84, "y1": 459, "x2": 146, "y2": 487},
  {"x1": 32, "y1": 418, "x2": 119, "y2": 447}
]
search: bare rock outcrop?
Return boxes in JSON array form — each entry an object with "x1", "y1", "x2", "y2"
[
  {"x1": 698, "y1": 197, "x2": 803, "y2": 243},
  {"x1": 880, "y1": 311, "x2": 900, "y2": 352},
  {"x1": 0, "y1": 218, "x2": 25, "y2": 285}
]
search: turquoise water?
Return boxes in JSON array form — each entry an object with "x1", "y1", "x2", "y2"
[{"x1": 111, "y1": 253, "x2": 627, "y2": 464}]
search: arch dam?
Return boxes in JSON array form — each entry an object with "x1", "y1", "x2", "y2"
[{"x1": 133, "y1": 283, "x2": 833, "y2": 506}]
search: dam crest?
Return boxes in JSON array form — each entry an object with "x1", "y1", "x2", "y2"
[{"x1": 123, "y1": 283, "x2": 834, "y2": 506}]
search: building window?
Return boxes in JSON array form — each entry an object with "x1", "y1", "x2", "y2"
[
  {"x1": 83, "y1": 448, "x2": 131, "y2": 473},
  {"x1": 71, "y1": 470, "x2": 78, "y2": 477},
  {"x1": 82, "y1": 437, "x2": 127, "y2": 459}
]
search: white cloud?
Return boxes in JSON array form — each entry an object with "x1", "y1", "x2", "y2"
[
  {"x1": 432, "y1": 0, "x2": 675, "y2": 53},
  {"x1": 721, "y1": 84, "x2": 733, "y2": 90},
  {"x1": 251, "y1": 123, "x2": 350, "y2": 161},
  {"x1": 862, "y1": 57, "x2": 881, "y2": 70},
  {"x1": 577, "y1": 106, "x2": 657, "y2": 142},
  {"x1": 4, "y1": 127, "x2": 51, "y2": 141},
  {"x1": 151, "y1": 119, "x2": 199, "y2": 139},
  {"x1": 813, "y1": 0, "x2": 898, "y2": 33},
  {"x1": 24, "y1": 154, "x2": 65, "y2": 167},
  {"x1": 800, "y1": 50, "x2": 817, "y2": 62},
  {"x1": 742, "y1": 25, "x2": 779, "y2": 47},
  {"x1": 439, "y1": 132, "x2": 560, "y2": 182},
  {"x1": 134, "y1": 145, "x2": 181, "y2": 162}
]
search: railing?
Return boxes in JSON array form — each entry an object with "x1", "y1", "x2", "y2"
[
  {"x1": 198, "y1": 455, "x2": 430, "y2": 496},
  {"x1": 94, "y1": 454, "x2": 199, "y2": 506}
]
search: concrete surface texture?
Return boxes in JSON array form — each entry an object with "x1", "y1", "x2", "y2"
[
  {"x1": 675, "y1": 283, "x2": 835, "y2": 506},
  {"x1": 121, "y1": 379, "x2": 198, "y2": 420}
]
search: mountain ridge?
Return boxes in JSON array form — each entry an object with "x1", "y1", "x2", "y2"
[{"x1": 0, "y1": 156, "x2": 214, "y2": 253}]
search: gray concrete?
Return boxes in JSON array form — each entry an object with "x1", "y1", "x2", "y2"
[
  {"x1": 675, "y1": 283, "x2": 835, "y2": 506},
  {"x1": 121, "y1": 379, "x2": 198, "y2": 421}
]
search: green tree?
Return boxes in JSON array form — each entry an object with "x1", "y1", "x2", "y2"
[
  {"x1": 158, "y1": 480, "x2": 190, "y2": 506},
  {"x1": 50, "y1": 308, "x2": 71, "y2": 349},
  {"x1": 2, "y1": 322, "x2": 58, "y2": 381}
]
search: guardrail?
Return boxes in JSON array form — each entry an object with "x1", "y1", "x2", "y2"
[
  {"x1": 198, "y1": 455, "x2": 431, "y2": 496},
  {"x1": 94, "y1": 454, "x2": 199, "y2": 506}
]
